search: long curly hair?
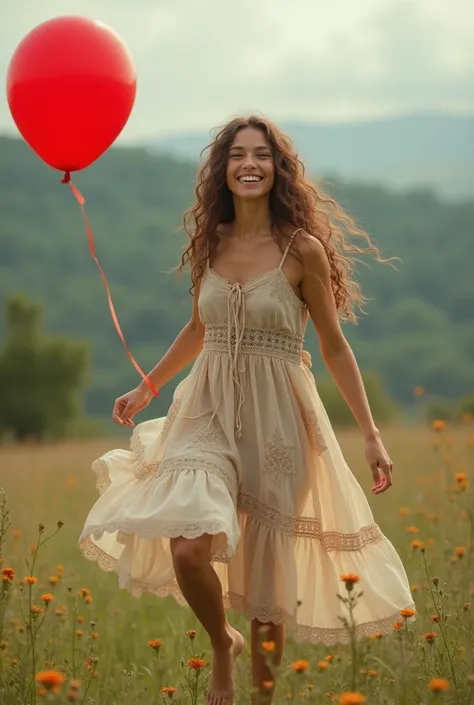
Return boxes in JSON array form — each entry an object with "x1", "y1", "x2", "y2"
[{"x1": 176, "y1": 114, "x2": 390, "y2": 322}]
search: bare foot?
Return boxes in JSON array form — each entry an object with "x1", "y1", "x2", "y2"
[{"x1": 206, "y1": 626, "x2": 245, "y2": 705}]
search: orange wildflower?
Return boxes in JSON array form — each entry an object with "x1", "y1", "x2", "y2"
[
  {"x1": 263, "y1": 681, "x2": 274, "y2": 689},
  {"x1": 341, "y1": 574, "x2": 360, "y2": 590},
  {"x1": 432, "y1": 419, "x2": 445, "y2": 431},
  {"x1": 187, "y1": 658, "x2": 207, "y2": 670},
  {"x1": 31, "y1": 606, "x2": 44, "y2": 616},
  {"x1": 429, "y1": 678, "x2": 449, "y2": 692},
  {"x1": 41, "y1": 593, "x2": 54, "y2": 604},
  {"x1": 186, "y1": 629, "x2": 197, "y2": 640},
  {"x1": 411, "y1": 540, "x2": 425, "y2": 550},
  {"x1": 411, "y1": 585, "x2": 421, "y2": 592},
  {"x1": 455, "y1": 546, "x2": 465, "y2": 558},
  {"x1": 455, "y1": 472, "x2": 467, "y2": 483},
  {"x1": 325, "y1": 654, "x2": 334, "y2": 661},
  {"x1": 400, "y1": 608, "x2": 416, "y2": 619},
  {"x1": 338, "y1": 694, "x2": 366, "y2": 705},
  {"x1": 75, "y1": 630, "x2": 84, "y2": 638},
  {"x1": 291, "y1": 660, "x2": 309, "y2": 673},
  {"x1": 84, "y1": 596, "x2": 93, "y2": 604},
  {"x1": 79, "y1": 588, "x2": 90, "y2": 598},
  {"x1": 317, "y1": 660, "x2": 329, "y2": 670},
  {"x1": 24, "y1": 576, "x2": 37, "y2": 585},
  {"x1": 398, "y1": 507, "x2": 409, "y2": 516},
  {"x1": 406, "y1": 526, "x2": 419, "y2": 535},
  {"x1": 1, "y1": 568, "x2": 15, "y2": 582},
  {"x1": 393, "y1": 621, "x2": 404, "y2": 631},
  {"x1": 148, "y1": 639, "x2": 163, "y2": 651},
  {"x1": 160, "y1": 687, "x2": 177, "y2": 697},
  {"x1": 261, "y1": 641, "x2": 276, "y2": 652},
  {"x1": 83, "y1": 656, "x2": 98, "y2": 671},
  {"x1": 431, "y1": 615, "x2": 440, "y2": 623},
  {"x1": 424, "y1": 632, "x2": 438, "y2": 644},
  {"x1": 49, "y1": 575, "x2": 60, "y2": 586},
  {"x1": 35, "y1": 670, "x2": 66, "y2": 692}
]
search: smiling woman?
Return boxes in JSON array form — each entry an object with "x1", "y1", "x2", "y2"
[
  {"x1": 78, "y1": 114, "x2": 414, "y2": 705},
  {"x1": 227, "y1": 134, "x2": 274, "y2": 195}
]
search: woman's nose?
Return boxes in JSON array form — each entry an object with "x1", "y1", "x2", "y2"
[{"x1": 242, "y1": 154, "x2": 257, "y2": 168}]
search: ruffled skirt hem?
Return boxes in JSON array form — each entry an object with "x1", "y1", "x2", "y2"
[{"x1": 79, "y1": 532, "x2": 414, "y2": 645}]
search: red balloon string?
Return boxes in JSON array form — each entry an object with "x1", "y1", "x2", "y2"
[{"x1": 61, "y1": 171, "x2": 159, "y2": 397}]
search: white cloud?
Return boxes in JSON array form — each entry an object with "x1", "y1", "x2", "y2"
[{"x1": 1, "y1": 0, "x2": 473, "y2": 141}]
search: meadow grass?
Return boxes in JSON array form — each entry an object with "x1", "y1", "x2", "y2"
[{"x1": 0, "y1": 423, "x2": 473, "y2": 704}]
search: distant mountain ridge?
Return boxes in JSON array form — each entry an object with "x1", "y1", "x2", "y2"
[{"x1": 147, "y1": 112, "x2": 474, "y2": 201}]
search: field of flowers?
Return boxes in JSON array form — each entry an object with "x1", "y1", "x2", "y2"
[{"x1": 0, "y1": 420, "x2": 473, "y2": 704}]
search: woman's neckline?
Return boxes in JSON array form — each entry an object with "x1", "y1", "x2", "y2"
[{"x1": 206, "y1": 266, "x2": 305, "y2": 307}]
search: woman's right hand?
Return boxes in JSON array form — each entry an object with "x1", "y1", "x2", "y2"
[{"x1": 112, "y1": 384, "x2": 154, "y2": 426}]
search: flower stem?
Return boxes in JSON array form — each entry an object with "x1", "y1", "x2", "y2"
[{"x1": 421, "y1": 551, "x2": 458, "y2": 689}]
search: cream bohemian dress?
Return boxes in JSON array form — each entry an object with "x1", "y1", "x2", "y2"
[{"x1": 79, "y1": 229, "x2": 414, "y2": 644}]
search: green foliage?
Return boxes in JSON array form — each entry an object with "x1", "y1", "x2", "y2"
[
  {"x1": 457, "y1": 394, "x2": 474, "y2": 418},
  {"x1": 424, "y1": 399, "x2": 455, "y2": 423},
  {"x1": 0, "y1": 294, "x2": 89, "y2": 441},
  {"x1": 316, "y1": 372, "x2": 398, "y2": 427},
  {"x1": 0, "y1": 135, "x2": 473, "y2": 421}
]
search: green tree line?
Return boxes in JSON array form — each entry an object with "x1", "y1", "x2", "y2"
[{"x1": 0, "y1": 136, "x2": 473, "y2": 424}]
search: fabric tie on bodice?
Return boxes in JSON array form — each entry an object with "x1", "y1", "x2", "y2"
[{"x1": 227, "y1": 283, "x2": 246, "y2": 439}]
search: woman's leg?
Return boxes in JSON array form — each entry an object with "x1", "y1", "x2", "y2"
[
  {"x1": 250, "y1": 620, "x2": 286, "y2": 703},
  {"x1": 170, "y1": 535, "x2": 244, "y2": 704}
]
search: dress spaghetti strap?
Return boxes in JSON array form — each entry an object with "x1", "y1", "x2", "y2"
[{"x1": 278, "y1": 228, "x2": 303, "y2": 269}]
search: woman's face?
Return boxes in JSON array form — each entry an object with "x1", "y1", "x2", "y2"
[{"x1": 226, "y1": 126, "x2": 275, "y2": 200}]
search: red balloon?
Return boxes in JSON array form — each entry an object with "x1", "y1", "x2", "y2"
[{"x1": 6, "y1": 16, "x2": 137, "y2": 172}]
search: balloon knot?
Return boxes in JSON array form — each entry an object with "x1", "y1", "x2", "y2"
[{"x1": 61, "y1": 171, "x2": 71, "y2": 184}]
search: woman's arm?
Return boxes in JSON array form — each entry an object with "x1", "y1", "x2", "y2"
[
  {"x1": 299, "y1": 233, "x2": 393, "y2": 494},
  {"x1": 138, "y1": 278, "x2": 205, "y2": 393}
]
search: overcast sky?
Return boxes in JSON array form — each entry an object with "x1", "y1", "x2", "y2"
[{"x1": 2, "y1": 0, "x2": 473, "y2": 142}]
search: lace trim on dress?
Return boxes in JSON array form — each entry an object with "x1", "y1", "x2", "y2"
[
  {"x1": 204, "y1": 324, "x2": 304, "y2": 364},
  {"x1": 188, "y1": 416, "x2": 227, "y2": 448},
  {"x1": 80, "y1": 516, "x2": 234, "y2": 545},
  {"x1": 159, "y1": 456, "x2": 238, "y2": 499},
  {"x1": 300, "y1": 407, "x2": 327, "y2": 455},
  {"x1": 157, "y1": 397, "x2": 183, "y2": 446},
  {"x1": 91, "y1": 451, "x2": 238, "y2": 501},
  {"x1": 78, "y1": 536, "x2": 415, "y2": 645},
  {"x1": 91, "y1": 457, "x2": 111, "y2": 495},
  {"x1": 271, "y1": 268, "x2": 306, "y2": 310},
  {"x1": 238, "y1": 493, "x2": 382, "y2": 550}
]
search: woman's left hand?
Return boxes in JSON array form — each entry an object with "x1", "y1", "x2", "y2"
[{"x1": 365, "y1": 436, "x2": 393, "y2": 495}]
